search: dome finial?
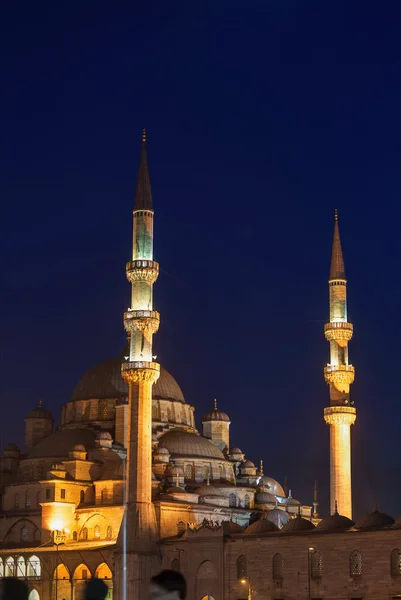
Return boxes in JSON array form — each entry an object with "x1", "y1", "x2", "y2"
[
  {"x1": 259, "y1": 459, "x2": 264, "y2": 475},
  {"x1": 334, "y1": 208, "x2": 338, "y2": 221},
  {"x1": 288, "y1": 488, "x2": 292, "y2": 499},
  {"x1": 297, "y1": 504, "x2": 301, "y2": 517},
  {"x1": 213, "y1": 398, "x2": 217, "y2": 410},
  {"x1": 39, "y1": 398, "x2": 43, "y2": 408},
  {"x1": 206, "y1": 472, "x2": 210, "y2": 486},
  {"x1": 142, "y1": 128, "x2": 146, "y2": 142}
]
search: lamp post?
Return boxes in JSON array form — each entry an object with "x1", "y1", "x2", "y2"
[
  {"x1": 174, "y1": 548, "x2": 184, "y2": 571},
  {"x1": 307, "y1": 546, "x2": 314, "y2": 600},
  {"x1": 240, "y1": 577, "x2": 254, "y2": 600},
  {"x1": 52, "y1": 529, "x2": 67, "y2": 600}
]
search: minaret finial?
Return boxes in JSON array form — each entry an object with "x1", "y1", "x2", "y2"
[
  {"x1": 39, "y1": 398, "x2": 43, "y2": 408},
  {"x1": 142, "y1": 128, "x2": 146, "y2": 142},
  {"x1": 313, "y1": 479, "x2": 317, "y2": 503},
  {"x1": 334, "y1": 208, "x2": 338, "y2": 221},
  {"x1": 313, "y1": 480, "x2": 319, "y2": 519},
  {"x1": 288, "y1": 488, "x2": 292, "y2": 499},
  {"x1": 213, "y1": 398, "x2": 217, "y2": 410}
]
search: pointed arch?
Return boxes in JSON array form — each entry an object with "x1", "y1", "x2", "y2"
[
  {"x1": 350, "y1": 550, "x2": 363, "y2": 577},
  {"x1": 237, "y1": 555, "x2": 248, "y2": 579},
  {"x1": 95, "y1": 563, "x2": 112, "y2": 579},
  {"x1": 73, "y1": 563, "x2": 91, "y2": 581},
  {"x1": 28, "y1": 590, "x2": 40, "y2": 600},
  {"x1": 171, "y1": 558, "x2": 180, "y2": 572},
  {"x1": 272, "y1": 553, "x2": 284, "y2": 580},
  {"x1": 94, "y1": 525, "x2": 101, "y2": 539},
  {"x1": 0, "y1": 557, "x2": 4, "y2": 578},
  {"x1": 196, "y1": 561, "x2": 218, "y2": 600},
  {"x1": 27, "y1": 555, "x2": 41, "y2": 578},
  {"x1": 20, "y1": 525, "x2": 29, "y2": 542},
  {"x1": 54, "y1": 563, "x2": 69, "y2": 580},
  {"x1": 5, "y1": 556, "x2": 15, "y2": 577},
  {"x1": 311, "y1": 551, "x2": 323, "y2": 579},
  {"x1": 16, "y1": 556, "x2": 26, "y2": 577},
  {"x1": 391, "y1": 548, "x2": 401, "y2": 577}
]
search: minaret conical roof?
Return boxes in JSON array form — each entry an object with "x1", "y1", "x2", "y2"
[
  {"x1": 329, "y1": 210, "x2": 346, "y2": 280},
  {"x1": 134, "y1": 129, "x2": 153, "y2": 211}
]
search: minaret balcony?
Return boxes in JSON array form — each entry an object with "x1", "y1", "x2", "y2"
[
  {"x1": 324, "y1": 321, "x2": 353, "y2": 346},
  {"x1": 126, "y1": 260, "x2": 159, "y2": 284},
  {"x1": 324, "y1": 364, "x2": 355, "y2": 387},
  {"x1": 324, "y1": 405, "x2": 356, "y2": 426},
  {"x1": 121, "y1": 361, "x2": 160, "y2": 384},
  {"x1": 123, "y1": 309, "x2": 160, "y2": 335}
]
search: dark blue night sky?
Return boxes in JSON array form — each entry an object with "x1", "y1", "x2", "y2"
[{"x1": 1, "y1": 0, "x2": 400, "y2": 519}]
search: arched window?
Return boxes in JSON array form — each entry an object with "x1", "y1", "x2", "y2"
[
  {"x1": 25, "y1": 491, "x2": 31, "y2": 507},
  {"x1": 229, "y1": 493, "x2": 237, "y2": 507},
  {"x1": 80, "y1": 490, "x2": 85, "y2": 504},
  {"x1": 237, "y1": 555, "x2": 248, "y2": 580},
  {"x1": 106, "y1": 526, "x2": 112, "y2": 540},
  {"x1": 391, "y1": 549, "x2": 401, "y2": 577},
  {"x1": 81, "y1": 527, "x2": 88, "y2": 540},
  {"x1": 94, "y1": 525, "x2": 101, "y2": 539},
  {"x1": 177, "y1": 521, "x2": 186, "y2": 535},
  {"x1": 34, "y1": 529, "x2": 41, "y2": 542},
  {"x1": 101, "y1": 489, "x2": 108, "y2": 504},
  {"x1": 27, "y1": 555, "x2": 41, "y2": 578},
  {"x1": 244, "y1": 494, "x2": 250, "y2": 508},
  {"x1": 311, "y1": 551, "x2": 323, "y2": 579},
  {"x1": 167, "y1": 408, "x2": 172, "y2": 422},
  {"x1": 184, "y1": 464, "x2": 193, "y2": 481},
  {"x1": 98, "y1": 400, "x2": 107, "y2": 420},
  {"x1": 0, "y1": 558, "x2": 4, "y2": 578},
  {"x1": 219, "y1": 465, "x2": 223, "y2": 480},
  {"x1": 73, "y1": 531, "x2": 78, "y2": 541},
  {"x1": 350, "y1": 550, "x2": 362, "y2": 577},
  {"x1": 21, "y1": 526, "x2": 29, "y2": 542},
  {"x1": 272, "y1": 553, "x2": 284, "y2": 580},
  {"x1": 171, "y1": 558, "x2": 180, "y2": 571},
  {"x1": 84, "y1": 403, "x2": 91, "y2": 420},
  {"x1": 5, "y1": 557, "x2": 15, "y2": 577},
  {"x1": 16, "y1": 556, "x2": 26, "y2": 577}
]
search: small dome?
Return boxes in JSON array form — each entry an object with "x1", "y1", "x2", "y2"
[
  {"x1": 157, "y1": 447, "x2": 170, "y2": 455},
  {"x1": 158, "y1": 429, "x2": 225, "y2": 460},
  {"x1": 73, "y1": 444, "x2": 86, "y2": 452},
  {"x1": 96, "y1": 432, "x2": 112, "y2": 440},
  {"x1": 166, "y1": 486, "x2": 186, "y2": 494},
  {"x1": 258, "y1": 476, "x2": 285, "y2": 497},
  {"x1": 29, "y1": 429, "x2": 97, "y2": 459},
  {"x1": 196, "y1": 482, "x2": 223, "y2": 497},
  {"x1": 3, "y1": 443, "x2": 20, "y2": 458},
  {"x1": 281, "y1": 515, "x2": 315, "y2": 533},
  {"x1": 255, "y1": 491, "x2": 276, "y2": 504},
  {"x1": 226, "y1": 521, "x2": 244, "y2": 534},
  {"x1": 168, "y1": 465, "x2": 184, "y2": 476},
  {"x1": 316, "y1": 511, "x2": 354, "y2": 531},
  {"x1": 355, "y1": 508, "x2": 395, "y2": 531},
  {"x1": 202, "y1": 400, "x2": 230, "y2": 423},
  {"x1": 265, "y1": 508, "x2": 290, "y2": 529},
  {"x1": 242, "y1": 460, "x2": 255, "y2": 468},
  {"x1": 245, "y1": 519, "x2": 279, "y2": 534},
  {"x1": 393, "y1": 515, "x2": 401, "y2": 529},
  {"x1": 26, "y1": 402, "x2": 53, "y2": 420},
  {"x1": 230, "y1": 448, "x2": 243, "y2": 455}
]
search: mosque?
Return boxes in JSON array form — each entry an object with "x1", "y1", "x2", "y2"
[{"x1": 0, "y1": 133, "x2": 400, "y2": 600}]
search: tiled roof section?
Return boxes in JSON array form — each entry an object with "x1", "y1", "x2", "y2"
[
  {"x1": 134, "y1": 129, "x2": 153, "y2": 211},
  {"x1": 329, "y1": 210, "x2": 346, "y2": 280}
]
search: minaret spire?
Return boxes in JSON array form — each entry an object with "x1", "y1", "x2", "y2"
[
  {"x1": 329, "y1": 209, "x2": 345, "y2": 280},
  {"x1": 134, "y1": 128, "x2": 153, "y2": 211},
  {"x1": 313, "y1": 480, "x2": 319, "y2": 519},
  {"x1": 323, "y1": 210, "x2": 356, "y2": 520}
]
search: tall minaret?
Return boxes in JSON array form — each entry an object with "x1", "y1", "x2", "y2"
[
  {"x1": 323, "y1": 210, "x2": 356, "y2": 519},
  {"x1": 120, "y1": 130, "x2": 160, "y2": 597}
]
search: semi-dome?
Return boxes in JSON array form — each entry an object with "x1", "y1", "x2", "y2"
[
  {"x1": 265, "y1": 508, "x2": 290, "y2": 529},
  {"x1": 255, "y1": 491, "x2": 276, "y2": 504},
  {"x1": 158, "y1": 429, "x2": 225, "y2": 460},
  {"x1": 355, "y1": 508, "x2": 394, "y2": 531},
  {"x1": 202, "y1": 400, "x2": 230, "y2": 423},
  {"x1": 281, "y1": 515, "x2": 315, "y2": 533},
  {"x1": 29, "y1": 429, "x2": 97, "y2": 459},
  {"x1": 245, "y1": 518, "x2": 279, "y2": 534},
  {"x1": 196, "y1": 482, "x2": 223, "y2": 497},
  {"x1": 71, "y1": 350, "x2": 185, "y2": 404},
  {"x1": 316, "y1": 511, "x2": 354, "y2": 532}
]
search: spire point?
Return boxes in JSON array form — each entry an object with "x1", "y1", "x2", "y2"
[
  {"x1": 213, "y1": 398, "x2": 217, "y2": 410},
  {"x1": 329, "y1": 210, "x2": 345, "y2": 280},
  {"x1": 134, "y1": 130, "x2": 152, "y2": 211},
  {"x1": 142, "y1": 128, "x2": 146, "y2": 142},
  {"x1": 334, "y1": 208, "x2": 338, "y2": 221}
]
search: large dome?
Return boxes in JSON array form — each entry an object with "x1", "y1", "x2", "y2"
[
  {"x1": 29, "y1": 429, "x2": 97, "y2": 459},
  {"x1": 71, "y1": 351, "x2": 185, "y2": 403},
  {"x1": 158, "y1": 429, "x2": 225, "y2": 460}
]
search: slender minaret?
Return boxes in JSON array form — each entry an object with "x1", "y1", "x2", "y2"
[
  {"x1": 323, "y1": 210, "x2": 356, "y2": 519},
  {"x1": 119, "y1": 130, "x2": 161, "y2": 597}
]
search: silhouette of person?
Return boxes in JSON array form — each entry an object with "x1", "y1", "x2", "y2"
[
  {"x1": 150, "y1": 570, "x2": 187, "y2": 600},
  {"x1": 84, "y1": 579, "x2": 109, "y2": 600},
  {"x1": 0, "y1": 578, "x2": 29, "y2": 600}
]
